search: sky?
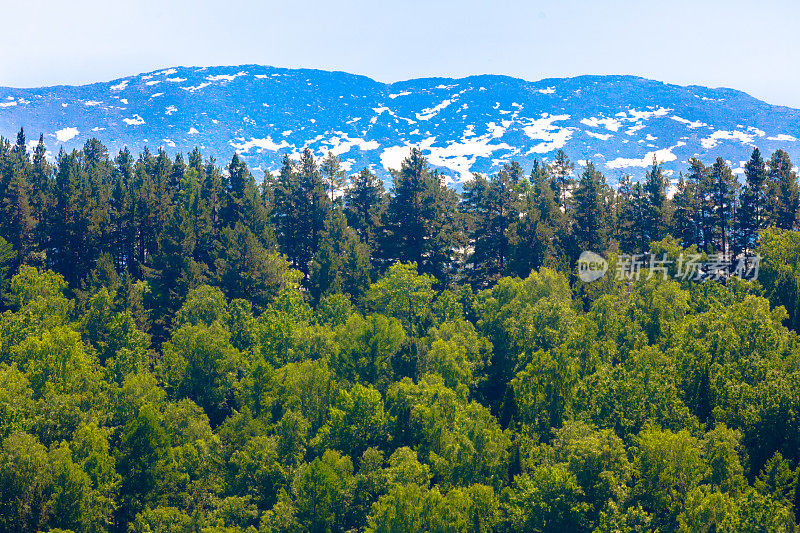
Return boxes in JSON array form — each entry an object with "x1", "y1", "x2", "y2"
[{"x1": 2, "y1": 0, "x2": 800, "y2": 107}]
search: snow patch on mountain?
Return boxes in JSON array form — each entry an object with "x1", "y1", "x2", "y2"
[
  {"x1": 522, "y1": 115, "x2": 574, "y2": 154},
  {"x1": 207, "y1": 71, "x2": 246, "y2": 82},
  {"x1": 319, "y1": 136, "x2": 380, "y2": 157},
  {"x1": 701, "y1": 130, "x2": 754, "y2": 149},
  {"x1": 607, "y1": 142, "x2": 686, "y2": 169},
  {"x1": 586, "y1": 131, "x2": 613, "y2": 141},
  {"x1": 416, "y1": 99, "x2": 453, "y2": 121},
  {"x1": 671, "y1": 116, "x2": 707, "y2": 128}
]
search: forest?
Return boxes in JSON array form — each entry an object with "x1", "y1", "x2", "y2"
[{"x1": 1, "y1": 126, "x2": 800, "y2": 532}]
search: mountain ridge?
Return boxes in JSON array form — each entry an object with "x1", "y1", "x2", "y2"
[{"x1": 1, "y1": 64, "x2": 799, "y2": 184}]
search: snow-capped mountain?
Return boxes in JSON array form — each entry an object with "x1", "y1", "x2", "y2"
[{"x1": 2, "y1": 65, "x2": 800, "y2": 185}]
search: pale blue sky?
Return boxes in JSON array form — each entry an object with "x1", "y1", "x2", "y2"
[{"x1": 3, "y1": 0, "x2": 800, "y2": 107}]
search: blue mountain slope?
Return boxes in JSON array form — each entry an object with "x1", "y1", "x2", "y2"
[{"x1": 1, "y1": 65, "x2": 799, "y2": 185}]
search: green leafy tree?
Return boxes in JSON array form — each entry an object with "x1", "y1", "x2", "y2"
[
  {"x1": 503, "y1": 465, "x2": 588, "y2": 532},
  {"x1": 0, "y1": 432, "x2": 53, "y2": 533},
  {"x1": 115, "y1": 404, "x2": 177, "y2": 526},
  {"x1": 159, "y1": 322, "x2": 242, "y2": 426},
  {"x1": 366, "y1": 262, "x2": 435, "y2": 335}
]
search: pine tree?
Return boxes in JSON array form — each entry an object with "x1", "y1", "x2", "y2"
[
  {"x1": 462, "y1": 165, "x2": 519, "y2": 288},
  {"x1": 382, "y1": 148, "x2": 464, "y2": 283},
  {"x1": 273, "y1": 150, "x2": 331, "y2": 277},
  {"x1": 215, "y1": 222, "x2": 288, "y2": 311},
  {"x1": 145, "y1": 184, "x2": 205, "y2": 342},
  {"x1": 344, "y1": 168, "x2": 386, "y2": 252},
  {"x1": 310, "y1": 208, "x2": 373, "y2": 302},
  {"x1": 573, "y1": 162, "x2": 610, "y2": 253},
  {"x1": 766, "y1": 149, "x2": 799, "y2": 230},
  {"x1": 549, "y1": 149, "x2": 574, "y2": 212},
  {"x1": 614, "y1": 175, "x2": 648, "y2": 253},
  {"x1": 224, "y1": 152, "x2": 250, "y2": 227},
  {"x1": 321, "y1": 151, "x2": 347, "y2": 204},
  {"x1": 643, "y1": 157, "x2": 669, "y2": 242},
  {"x1": 30, "y1": 134, "x2": 51, "y2": 248},
  {"x1": 510, "y1": 160, "x2": 567, "y2": 275},
  {"x1": 112, "y1": 148, "x2": 136, "y2": 273},
  {"x1": 383, "y1": 148, "x2": 431, "y2": 269},
  {"x1": 670, "y1": 173, "x2": 696, "y2": 247},
  {"x1": 709, "y1": 157, "x2": 737, "y2": 254},
  {"x1": 687, "y1": 158, "x2": 713, "y2": 253},
  {"x1": 273, "y1": 155, "x2": 304, "y2": 270},
  {"x1": 738, "y1": 147, "x2": 768, "y2": 252},
  {"x1": 2, "y1": 134, "x2": 35, "y2": 263}
]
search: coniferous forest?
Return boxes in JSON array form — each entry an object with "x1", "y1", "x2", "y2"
[{"x1": 4, "y1": 126, "x2": 800, "y2": 532}]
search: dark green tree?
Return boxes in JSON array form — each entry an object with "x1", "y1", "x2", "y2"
[
  {"x1": 573, "y1": 162, "x2": 610, "y2": 254},
  {"x1": 766, "y1": 149, "x2": 799, "y2": 230}
]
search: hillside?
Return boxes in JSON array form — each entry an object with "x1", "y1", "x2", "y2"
[{"x1": 2, "y1": 65, "x2": 800, "y2": 183}]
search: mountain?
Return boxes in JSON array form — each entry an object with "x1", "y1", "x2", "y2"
[{"x1": 2, "y1": 65, "x2": 800, "y2": 185}]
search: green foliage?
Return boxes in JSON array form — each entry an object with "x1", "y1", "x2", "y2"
[
  {"x1": 116, "y1": 404, "x2": 178, "y2": 524},
  {"x1": 0, "y1": 139, "x2": 799, "y2": 531},
  {"x1": 333, "y1": 312, "x2": 404, "y2": 389},
  {"x1": 0, "y1": 432, "x2": 52, "y2": 533},
  {"x1": 366, "y1": 262, "x2": 435, "y2": 334},
  {"x1": 159, "y1": 322, "x2": 242, "y2": 426},
  {"x1": 503, "y1": 465, "x2": 589, "y2": 532}
]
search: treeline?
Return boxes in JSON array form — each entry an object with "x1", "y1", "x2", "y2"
[
  {"x1": 2, "y1": 129, "x2": 799, "y2": 303},
  {"x1": 1, "y1": 129, "x2": 800, "y2": 531}
]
